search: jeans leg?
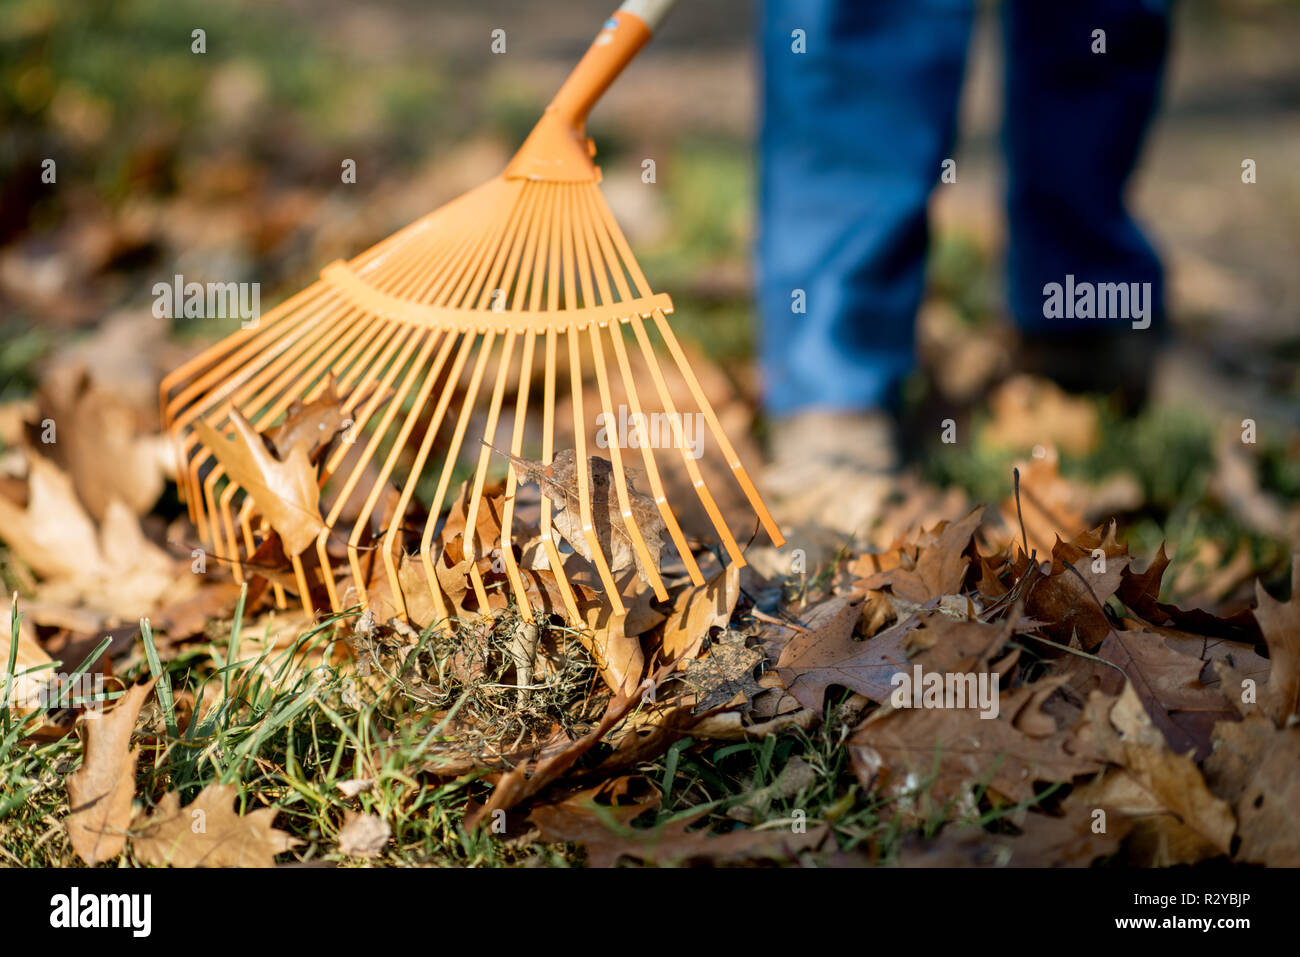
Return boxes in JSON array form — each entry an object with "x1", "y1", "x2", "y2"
[
  {"x1": 1003, "y1": 0, "x2": 1171, "y2": 334},
  {"x1": 758, "y1": 0, "x2": 975, "y2": 416}
]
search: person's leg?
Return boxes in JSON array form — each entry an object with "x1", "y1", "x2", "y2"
[
  {"x1": 758, "y1": 0, "x2": 976, "y2": 418},
  {"x1": 1003, "y1": 0, "x2": 1170, "y2": 348}
]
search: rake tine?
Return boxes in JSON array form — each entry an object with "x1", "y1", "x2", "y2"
[
  {"x1": 567, "y1": 326, "x2": 626, "y2": 615},
  {"x1": 337, "y1": 331, "x2": 443, "y2": 605},
  {"x1": 625, "y1": 312, "x2": 745, "y2": 565},
  {"x1": 571, "y1": 197, "x2": 668, "y2": 599},
  {"x1": 650, "y1": 309, "x2": 785, "y2": 548},
  {"x1": 463, "y1": 330, "x2": 517, "y2": 567},
  {"x1": 165, "y1": 1, "x2": 790, "y2": 637},
  {"x1": 605, "y1": 319, "x2": 704, "y2": 586}
]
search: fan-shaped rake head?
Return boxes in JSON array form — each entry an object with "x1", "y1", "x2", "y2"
[{"x1": 159, "y1": 1, "x2": 783, "y2": 637}]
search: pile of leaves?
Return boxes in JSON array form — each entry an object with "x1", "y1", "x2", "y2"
[{"x1": 1, "y1": 340, "x2": 1298, "y2": 868}]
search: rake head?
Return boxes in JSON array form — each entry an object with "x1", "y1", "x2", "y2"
[{"x1": 160, "y1": 2, "x2": 783, "y2": 641}]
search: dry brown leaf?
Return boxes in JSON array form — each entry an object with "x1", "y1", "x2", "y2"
[
  {"x1": 1204, "y1": 713, "x2": 1300, "y2": 865},
  {"x1": 680, "y1": 630, "x2": 765, "y2": 714},
  {"x1": 131, "y1": 782, "x2": 301, "y2": 867},
  {"x1": 493, "y1": 446, "x2": 666, "y2": 585},
  {"x1": 264, "y1": 378, "x2": 348, "y2": 461},
  {"x1": 1072, "y1": 685, "x2": 1234, "y2": 865},
  {"x1": 660, "y1": 563, "x2": 739, "y2": 660},
  {"x1": 1, "y1": 603, "x2": 53, "y2": 717},
  {"x1": 530, "y1": 799, "x2": 827, "y2": 868},
  {"x1": 898, "y1": 796, "x2": 1129, "y2": 868},
  {"x1": 1025, "y1": 524, "x2": 1130, "y2": 650},
  {"x1": 193, "y1": 409, "x2": 324, "y2": 555},
  {"x1": 855, "y1": 507, "x2": 984, "y2": 604},
  {"x1": 28, "y1": 368, "x2": 167, "y2": 520},
  {"x1": 464, "y1": 686, "x2": 646, "y2": 830},
  {"x1": 981, "y1": 374, "x2": 1100, "y2": 456},
  {"x1": 1247, "y1": 555, "x2": 1300, "y2": 725},
  {"x1": 337, "y1": 811, "x2": 391, "y2": 859},
  {"x1": 0, "y1": 453, "x2": 107, "y2": 582},
  {"x1": 775, "y1": 597, "x2": 919, "y2": 713},
  {"x1": 850, "y1": 676, "x2": 1099, "y2": 811},
  {"x1": 66, "y1": 679, "x2": 156, "y2": 865}
]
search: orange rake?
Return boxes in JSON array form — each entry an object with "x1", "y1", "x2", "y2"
[{"x1": 160, "y1": 0, "x2": 783, "y2": 629}]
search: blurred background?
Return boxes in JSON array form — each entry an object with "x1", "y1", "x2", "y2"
[{"x1": 2, "y1": 0, "x2": 1299, "y2": 608}]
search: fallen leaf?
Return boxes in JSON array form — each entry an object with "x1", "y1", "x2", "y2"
[
  {"x1": 464, "y1": 684, "x2": 648, "y2": 830},
  {"x1": 28, "y1": 367, "x2": 166, "y2": 519},
  {"x1": 264, "y1": 377, "x2": 348, "y2": 461},
  {"x1": 66, "y1": 679, "x2": 156, "y2": 865},
  {"x1": 1246, "y1": 555, "x2": 1300, "y2": 725},
  {"x1": 660, "y1": 563, "x2": 739, "y2": 660},
  {"x1": 855, "y1": 507, "x2": 984, "y2": 603},
  {"x1": 337, "y1": 811, "x2": 391, "y2": 859},
  {"x1": 193, "y1": 408, "x2": 324, "y2": 555},
  {"x1": 1204, "y1": 714, "x2": 1300, "y2": 865},
  {"x1": 1096, "y1": 626, "x2": 1229, "y2": 759},
  {"x1": 0, "y1": 453, "x2": 107, "y2": 581},
  {"x1": 850, "y1": 676, "x2": 1099, "y2": 812},
  {"x1": 131, "y1": 782, "x2": 301, "y2": 867},
  {"x1": 1072, "y1": 685, "x2": 1234, "y2": 865},
  {"x1": 530, "y1": 801, "x2": 827, "y2": 867},
  {"x1": 1, "y1": 602, "x2": 53, "y2": 717},
  {"x1": 680, "y1": 630, "x2": 765, "y2": 714},
  {"x1": 981, "y1": 374, "x2": 1100, "y2": 457},
  {"x1": 492, "y1": 446, "x2": 666, "y2": 585},
  {"x1": 775, "y1": 597, "x2": 919, "y2": 713}
]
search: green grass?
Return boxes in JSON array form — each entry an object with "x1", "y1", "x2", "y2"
[{"x1": 1, "y1": 587, "x2": 1075, "y2": 867}]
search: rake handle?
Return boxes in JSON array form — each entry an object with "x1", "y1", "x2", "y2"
[{"x1": 549, "y1": 0, "x2": 678, "y2": 130}]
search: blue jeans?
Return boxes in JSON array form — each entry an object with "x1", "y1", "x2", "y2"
[{"x1": 758, "y1": 0, "x2": 1170, "y2": 415}]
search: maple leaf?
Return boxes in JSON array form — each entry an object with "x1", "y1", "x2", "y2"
[
  {"x1": 193, "y1": 408, "x2": 325, "y2": 555},
  {"x1": 775, "y1": 596, "x2": 920, "y2": 713},
  {"x1": 131, "y1": 783, "x2": 301, "y2": 867},
  {"x1": 67, "y1": 679, "x2": 157, "y2": 865}
]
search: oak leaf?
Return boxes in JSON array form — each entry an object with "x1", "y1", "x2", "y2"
[
  {"x1": 775, "y1": 597, "x2": 919, "y2": 713},
  {"x1": 67, "y1": 679, "x2": 157, "y2": 865},
  {"x1": 660, "y1": 563, "x2": 739, "y2": 660},
  {"x1": 131, "y1": 783, "x2": 301, "y2": 867},
  {"x1": 193, "y1": 409, "x2": 324, "y2": 555},
  {"x1": 492, "y1": 446, "x2": 666, "y2": 585},
  {"x1": 1072, "y1": 686, "x2": 1234, "y2": 865},
  {"x1": 850, "y1": 676, "x2": 1100, "y2": 810}
]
